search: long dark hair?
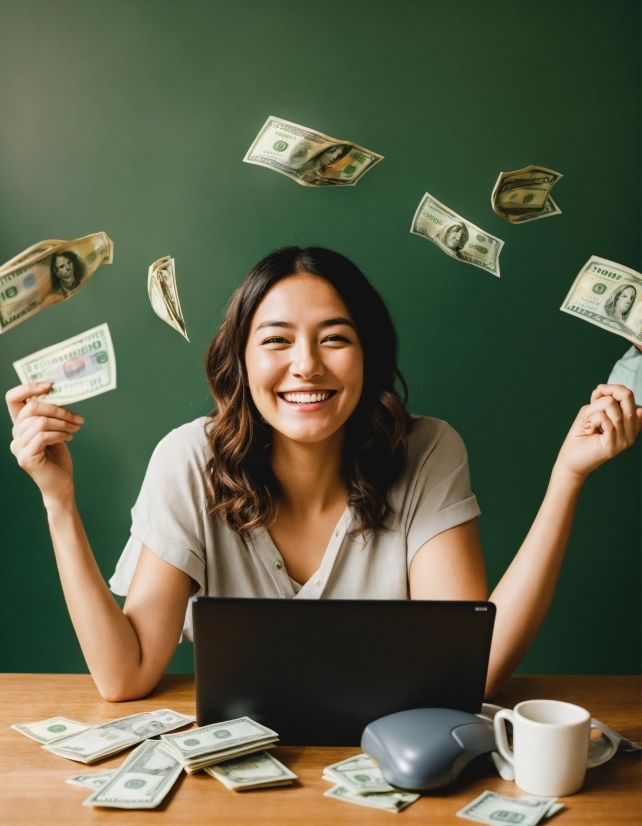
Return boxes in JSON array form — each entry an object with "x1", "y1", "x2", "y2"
[{"x1": 204, "y1": 246, "x2": 413, "y2": 537}]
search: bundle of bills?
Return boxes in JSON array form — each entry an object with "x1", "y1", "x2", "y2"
[
  {"x1": 491, "y1": 166, "x2": 562, "y2": 224},
  {"x1": 457, "y1": 791, "x2": 564, "y2": 825},
  {"x1": 410, "y1": 192, "x2": 504, "y2": 276},
  {"x1": 13, "y1": 323, "x2": 117, "y2": 405},
  {"x1": 322, "y1": 754, "x2": 420, "y2": 813},
  {"x1": 43, "y1": 709, "x2": 195, "y2": 764},
  {"x1": 83, "y1": 740, "x2": 183, "y2": 809},
  {"x1": 158, "y1": 717, "x2": 279, "y2": 774},
  {"x1": 0, "y1": 232, "x2": 113, "y2": 333},
  {"x1": 244, "y1": 116, "x2": 383, "y2": 187},
  {"x1": 204, "y1": 750, "x2": 297, "y2": 790},
  {"x1": 560, "y1": 256, "x2": 642, "y2": 346},
  {"x1": 148, "y1": 256, "x2": 189, "y2": 340},
  {"x1": 12, "y1": 716, "x2": 90, "y2": 744}
]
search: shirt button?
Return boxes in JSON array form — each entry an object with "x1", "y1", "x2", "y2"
[
  {"x1": 335, "y1": 530, "x2": 339, "y2": 537},
  {"x1": 274, "y1": 560, "x2": 283, "y2": 570},
  {"x1": 314, "y1": 578, "x2": 320, "y2": 587}
]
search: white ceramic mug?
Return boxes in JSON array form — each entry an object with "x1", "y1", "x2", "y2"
[{"x1": 494, "y1": 699, "x2": 619, "y2": 796}]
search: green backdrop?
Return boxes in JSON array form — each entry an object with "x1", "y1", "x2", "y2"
[{"x1": 0, "y1": 1, "x2": 640, "y2": 677}]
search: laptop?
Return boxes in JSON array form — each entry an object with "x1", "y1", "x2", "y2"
[{"x1": 192, "y1": 597, "x2": 495, "y2": 746}]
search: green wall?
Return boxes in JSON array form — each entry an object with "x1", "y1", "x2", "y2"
[{"x1": 0, "y1": 1, "x2": 640, "y2": 677}]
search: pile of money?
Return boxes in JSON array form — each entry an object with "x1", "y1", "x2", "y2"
[
  {"x1": 561, "y1": 256, "x2": 642, "y2": 345},
  {"x1": 42, "y1": 709, "x2": 195, "y2": 764},
  {"x1": 0, "y1": 232, "x2": 113, "y2": 334},
  {"x1": 244, "y1": 116, "x2": 383, "y2": 187},
  {"x1": 491, "y1": 166, "x2": 562, "y2": 224},
  {"x1": 158, "y1": 716, "x2": 279, "y2": 774},
  {"x1": 205, "y1": 750, "x2": 297, "y2": 790},
  {"x1": 322, "y1": 754, "x2": 420, "y2": 813},
  {"x1": 82, "y1": 740, "x2": 183, "y2": 809},
  {"x1": 410, "y1": 192, "x2": 504, "y2": 276},
  {"x1": 148, "y1": 256, "x2": 189, "y2": 340},
  {"x1": 457, "y1": 790, "x2": 564, "y2": 825},
  {"x1": 13, "y1": 323, "x2": 117, "y2": 405}
]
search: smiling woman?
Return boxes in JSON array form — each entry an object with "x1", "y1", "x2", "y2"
[{"x1": 5, "y1": 246, "x2": 642, "y2": 702}]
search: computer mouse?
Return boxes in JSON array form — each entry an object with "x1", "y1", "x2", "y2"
[{"x1": 361, "y1": 708, "x2": 496, "y2": 791}]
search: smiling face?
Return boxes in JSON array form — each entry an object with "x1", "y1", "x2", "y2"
[{"x1": 244, "y1": 273, "x2": 364, "y2": 446}]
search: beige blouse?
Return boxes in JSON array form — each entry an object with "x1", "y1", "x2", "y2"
[{"x1": 110, "y1": 416, "x2": 480, "y2": 641}]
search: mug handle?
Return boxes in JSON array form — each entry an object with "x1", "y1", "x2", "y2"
[
  {"x1": 587, "y1": 719, "x2": 619, "y2": 768},
  {"x1": 493, "y1": 708, "x2": 515, "y2": 766}
]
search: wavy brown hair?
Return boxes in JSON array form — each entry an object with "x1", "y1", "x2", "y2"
[{"x1": 204, "y1": 246, "x2": 413, "y2": 537}]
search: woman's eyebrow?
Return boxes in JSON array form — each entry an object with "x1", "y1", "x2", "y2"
[{"x1": 255, "y1": 317, "x2": 355, "y2": 331}]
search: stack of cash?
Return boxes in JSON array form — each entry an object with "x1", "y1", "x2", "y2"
[
  {"x1": 457, "y1": 791, "x2": 564, "y2": 825},
  {"x1": 322, "y1": 754, "x2": 420, "y2": 813},
  {"x1": 157, "y1": 716, "x2": 279, "y2": 774},
  {"x1": 41, "y1": 709, "x2": 195, "y2": 764},
  {"x1": 205, "y1": 750, "x2": 297, "y2": 790},
  {"x1": 81, "y1": 740, "x2": 183, "y2": 810}
]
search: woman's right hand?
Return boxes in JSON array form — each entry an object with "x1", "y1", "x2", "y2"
[{"x1": 6, "y1": 382, "x2": 83, "y2": 507}]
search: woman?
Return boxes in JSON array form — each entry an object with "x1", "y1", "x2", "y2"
[{"x1": 6, "y1": 246, "x2": 641, "y2": 703}]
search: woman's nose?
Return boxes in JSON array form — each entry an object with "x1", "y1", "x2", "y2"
[{"x1": 289, "y1": 342, "x2": 324, "y2": 379}]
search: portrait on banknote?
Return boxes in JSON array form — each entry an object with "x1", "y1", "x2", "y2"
[
  {"x1": 604, "y1": 284, "x2": 637, "y2": 323},
  {"x1": 436, "y1": 222, "x2": 469, "y2": 256},
  {"x1": 298, "y1": 143, "x2": 353, "y2": 183},
  {"x1": 50, "y1": 250, "x2": 86, "y2": 297}
]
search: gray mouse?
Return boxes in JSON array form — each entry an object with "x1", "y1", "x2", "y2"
[{"x1": 361, "y1": 708, "x2": 496, "y2": 791}]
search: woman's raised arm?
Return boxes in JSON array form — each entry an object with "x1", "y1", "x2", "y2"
[
  {"x1": 6, "y1": 383, "x2": 191, "y2": 701},
  {"x1": 485, "y1": 384, "x2": 642, "y2": 697}
]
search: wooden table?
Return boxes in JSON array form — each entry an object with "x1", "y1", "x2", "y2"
[{"x1": 0, "y1": 674, "x2": 639, "y2": 825}]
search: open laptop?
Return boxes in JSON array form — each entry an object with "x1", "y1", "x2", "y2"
[{"x1": 192, "y1": 598, "x2": 495, "y2": 746}]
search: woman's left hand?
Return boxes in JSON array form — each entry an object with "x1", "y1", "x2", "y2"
[{"x1": 556, "y1": 384, "x2": 642, "y2": 482}]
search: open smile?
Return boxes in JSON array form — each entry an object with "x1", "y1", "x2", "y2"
[{"x1": 277, "y1": 390, "x2": 338, "y2": 406}]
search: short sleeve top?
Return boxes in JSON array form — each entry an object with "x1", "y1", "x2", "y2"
[{"x1": 109, "y1": 416, "x2": 480, "y2": 641}]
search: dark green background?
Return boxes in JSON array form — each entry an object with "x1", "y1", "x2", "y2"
[{"x1": 0, "y1": 1, "x2": 640, "y2": 677}]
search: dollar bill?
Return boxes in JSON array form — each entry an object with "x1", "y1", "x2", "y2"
[
  {"x1": 11, "y1": 716, "x2": 89, "y2": 744},
  {"x1": 243, "y1": 116, "x2": 383, "y2": 187},
  {"x1": 457, "y1": 791, "x2": 559, "y2": 825},
  {"x1": 148, "y1": 256, "x2": 189, "y2": 341},
  {"x1": 410, "y1": 192, "x2": 504, "y2": 276},
  {"x1": 0, "y1": 232, "x2": 113, "y2": 333},
  {"x1": 13, "y1": 323, "x2": 117, "y2": 405},
  {"x1": 159, "y1": 717, "x2": 278, "y2": 773},
  {"x1": 83, "y1": 740, "x2": 183, "y2": 809},
  {"x1": 491, "y1": 166, "x2": 563, "y2": 224},
  {"x1": 204, "y1": 750, "x2": 297, "y2": 790},
  {"x1": 66, "y1": 770, "x2": 115, "y2": 790},
  {"x1": 324, "y1": 784, "x2": 420, "y2": 813},
  {"x1": 323, "y1": 754, "x2": 396, "y2": 795},
  {"x1": 560, "y1": 256, "x2": 642, "y2": 345},
  {"x1": 44, "y1": 709, "x2": 195, "y2": 764}
]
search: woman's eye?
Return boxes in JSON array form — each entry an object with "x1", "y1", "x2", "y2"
[
  {"x1": 322, "y1": 334, "x2": 350, "y2": 344},
  {"x1": 261, "y1": 336, "x2": 289, "y2": 345}
]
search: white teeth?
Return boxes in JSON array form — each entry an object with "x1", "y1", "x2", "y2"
[{"x1": 283, "y1": 392, "x2": 330, "y2": 404}]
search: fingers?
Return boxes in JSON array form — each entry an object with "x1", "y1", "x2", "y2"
[
  {"x1": 14, "y1": 398, "x2": 84, "y2": 428},
  {"x1": 10, "y1": 429, "x2": 72, "y2": 470},
  {"x1": 588, "y1": 384, "x2": 640, "y2": 444},
  {"x1": 12, "y1": 415, "x2": 81, "y2": 441},
  {"x1": 5, "y1": 382, "x2": 53, "y2": 423}
]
